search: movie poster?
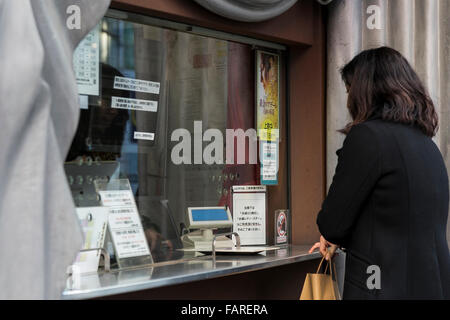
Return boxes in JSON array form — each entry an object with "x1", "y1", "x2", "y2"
[
  {"x1": 256, "y1": 51, "x2": 279, "y2": 185},
  {"x1": 256, "y1": 50, "x2": 279, "y2": 142}
]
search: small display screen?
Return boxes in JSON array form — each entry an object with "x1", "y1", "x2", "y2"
[{"x1": 191, "y1": 209, "x2": 229, "y2": 221}]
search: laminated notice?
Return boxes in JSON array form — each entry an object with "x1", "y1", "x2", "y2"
[
  {"x1": 111, "y1": 97, "x2": 158, "y2": 112},
  {"x1": 113, "y1": 76, "x2": 160, "y2": 94},
  {"x1": 73, "y1": 26, "x2": 100, "y2": 96},
  {"x1": 99, "y1": 190, "x2": 151, "y2": 259},
  {"x1": 134, "y1": 132, "x2": 155, "y2": 141}
]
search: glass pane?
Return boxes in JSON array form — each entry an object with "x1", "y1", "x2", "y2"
[{"x1": 66, "y1": 15, "x2": 286, "y2": 266}]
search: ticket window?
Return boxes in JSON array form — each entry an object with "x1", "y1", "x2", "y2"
[{"x1": 66, "y1": 12, "x2": 287, "y2": 266}]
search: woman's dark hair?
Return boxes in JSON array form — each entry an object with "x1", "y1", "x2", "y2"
[{"x1": 340, "y1": 46, "x2": 438, "y2": 137}]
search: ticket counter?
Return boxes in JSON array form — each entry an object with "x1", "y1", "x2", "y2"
[
  {"x1": 64, "y1": 0, "x2": 328, "y2": 299},
  {"x1": 63, "y1": 245, "x2": 322, "y2": 299}
]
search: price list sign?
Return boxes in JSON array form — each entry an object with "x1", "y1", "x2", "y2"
[
  {"x1": 99, "y1": 190, "x2": 151, "y2": 260},
  {"x1": 73, "y1": 25, "x2": 100, "y2": 96}
]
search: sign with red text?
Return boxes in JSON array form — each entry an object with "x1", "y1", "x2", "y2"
[{"x1": 99, "y1": 189, "x2": 150, "y2": 259}]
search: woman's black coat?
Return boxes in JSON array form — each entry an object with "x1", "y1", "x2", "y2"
[{"x1": 317, "y1": 115, "x2": 450, "y2": 299}]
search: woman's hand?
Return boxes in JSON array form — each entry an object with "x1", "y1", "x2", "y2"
[{"x1": 309, "y1": 235, "x2": 339, "y2": 261}]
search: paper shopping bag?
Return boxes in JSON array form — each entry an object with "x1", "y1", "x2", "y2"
[{"x1": 299, "y1": 256, "x2": 341, "y2": 300}]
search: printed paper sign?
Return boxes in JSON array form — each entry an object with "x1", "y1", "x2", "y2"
[
  {"x1": 111, "y1": 97, "x2": 158, "y2": 112},
  {"x1": 107, "y1": 207, "x2": 143, "y2": 230},
  {"x1": 73, "y1": 207, "x2": 108, "y2": 274},
  {"x1": 99, "y1": 190, "x2": 150, "y2": 259},
  {"x1": 232, "y1": 186, "x2": 267, "y2": 245},
  {"x1": 232, "y1": 185, "x2": 267, "y2": 193},
  {"x1": 73, "y1": 25, "x2": 100, "y2": 96},
  {"x1": 134, "y1": 131, "x2": 155, "y2": 141},
  {"x1": 260, "y1": 140, "x2": 278, "y2": 185},
  {"x1": 99, "y1": 190, "x2": 134, "y2": 207},
  {"x1": 113, "y1": 76, "x2": 160, "y2": 94}
]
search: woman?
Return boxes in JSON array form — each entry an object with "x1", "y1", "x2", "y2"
[{"x1": 309, "y1": 46, "x2": 450, "y2": 299}]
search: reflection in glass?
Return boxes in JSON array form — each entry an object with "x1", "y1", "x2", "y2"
[{"x1": 66, "y1": 16, "x2": 283, "y2": 266}]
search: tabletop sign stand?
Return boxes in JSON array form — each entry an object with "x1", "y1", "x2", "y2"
[
  {"x1": 212, "y1": 232, "x2": 240, "y2": 265},
  {"x1": 72, "y1": 206, "x2": 109, "y2": 275},
  {"x1": 95, "y1": 179, "x2": 153, "y2": 270},
  {"x1": 231, "y1": 185, "x2": 268, "y2": 246},
  {"x1": 274, "y1": 209, "x2": 290, "y2": 246},
  {"x1": 78, "y1": 247, "x2": 111, "y2": 272}
]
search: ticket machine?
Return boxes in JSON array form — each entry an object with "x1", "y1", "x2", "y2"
[{"x1": 181, "y1": 206, "x2": 234, "y2": 250}]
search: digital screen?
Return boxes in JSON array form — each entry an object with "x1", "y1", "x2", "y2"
[{"x1": 191, "y1": 209, "x2": 229, "y2": 222}]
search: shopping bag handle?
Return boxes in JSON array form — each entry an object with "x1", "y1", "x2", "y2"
[
  {"x1": 316, "y1": 249, "x2": 338, "y2": 280},
  {"x1": 315, "y1": 250, "x2": 341, "y2": 300}
]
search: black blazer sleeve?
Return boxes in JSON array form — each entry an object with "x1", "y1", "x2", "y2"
[{"x1": 317, "y1": 123, "x2": 381, "y2": 246}]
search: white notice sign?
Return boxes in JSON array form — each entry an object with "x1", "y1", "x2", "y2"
[
  {"x1": 99, "y1": 190, "x2": 151, "y2": 259},
  {"x1": 111, "y1": 97, "x2": 158, "y2": 112},
  {"x1": 113, "y1": 76, "x2": 160, "y2": 94},
  {"x1": 232, "y1": 185, "x2": 267, "y2": 245},
  {"x1": 260, "y1": 140, "x2": 278, "y2": 185},
  {"x1": 73, "y1": 25, "x2": 100, "y2": 96},
  {"x1": 262, "y1": 141, "x2": 278, "y2": 179},
  {"x1": 134, "y1": 131, "x2": 155, "y2": 141}
]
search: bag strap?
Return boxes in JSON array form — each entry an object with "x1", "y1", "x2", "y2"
[
  {"x1": 316, "y1": 256, "x2": 327, "y2": 273},
  {"x1": 316, "y1": 256, "x2": 332, "y2": 274},
  {"x1": 315, "y1": 248, "x2": 338, "y2": 280},
  {"x1": 317, "y1": 251, "x2": 342, "y2": 300}
]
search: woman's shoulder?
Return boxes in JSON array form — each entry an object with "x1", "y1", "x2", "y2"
[
  {"x1": 361, "y1": 117, "x2": 431, "y2": 141},
  {"x1": 350, "y1": 119, "x2": 436, "y2": 158},
  {"x1": 342, "y1": 122, "x2": 381, "y2": 156},
  {"x1": 340, "y1": 118, "x2": 432, "y2": 158},
  {"x1": 346, "y1": 121, "x2": 380, "y2": 143}
]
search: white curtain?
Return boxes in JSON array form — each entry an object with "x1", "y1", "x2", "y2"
[
  {"x1": 0, "y1": 0, "x2": 109, "y2": 299},
  {"x1": 326, "y1": 0, "x2": 450, "y2": 242}
]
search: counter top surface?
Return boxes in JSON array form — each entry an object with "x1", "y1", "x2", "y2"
[{"x1": 62, "y1": 244, "x2": 320, "y2": 299}]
